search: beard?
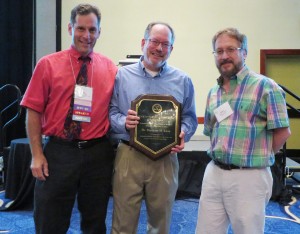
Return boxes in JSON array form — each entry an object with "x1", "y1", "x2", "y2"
[{"x1": 217, "y1": 59, "x2": 242, "y2": 78}]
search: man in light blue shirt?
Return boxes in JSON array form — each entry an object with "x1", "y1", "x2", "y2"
[{"x1": 109, "y1": 22, "x2": 198, "y2": 234}]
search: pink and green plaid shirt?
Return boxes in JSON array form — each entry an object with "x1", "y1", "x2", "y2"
[{"x1": 204, "y1": 66, "x2": 290, "y2": 167}]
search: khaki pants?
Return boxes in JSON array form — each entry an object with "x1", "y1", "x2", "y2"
[
  {"x1": 111, "y1": 143, "x2": 179, "y2": 234},
  {"x1": 196, "y1": 161, "x2": 273, "y2": 234}
]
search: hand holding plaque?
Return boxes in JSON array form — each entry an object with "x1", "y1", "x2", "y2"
[{"x1": 130, "y1": 94, "x2": 181, "y2": 160}]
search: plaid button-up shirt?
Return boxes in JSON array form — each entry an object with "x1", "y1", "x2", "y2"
[{"x1": 204, "y1": 66, "x2": 290, "y2": 167}]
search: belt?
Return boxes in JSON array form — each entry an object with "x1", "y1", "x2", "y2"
[
  {"x1": 48, "y1": 136, "x2": 107, "y2": 149},
  {"x1": 213, "y1": 160, "x2": 249, "y2": 170}
]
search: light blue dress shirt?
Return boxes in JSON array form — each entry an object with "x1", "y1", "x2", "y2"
[{"x1": 109, "y1": 57, "x2": 198, "y2": 143}]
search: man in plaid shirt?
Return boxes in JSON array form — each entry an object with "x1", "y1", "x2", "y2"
[{"x1": 196, "y1": 28, "x2": 291, "y2": 234}]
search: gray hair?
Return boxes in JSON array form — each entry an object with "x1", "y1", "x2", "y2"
[{"x1": 144, "y1": 22, "x2": 175, "y2": 45}]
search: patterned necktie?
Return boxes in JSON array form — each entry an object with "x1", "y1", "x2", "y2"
[{"x1": 63, "y1": 56, "x2": 90, "y2": 140}]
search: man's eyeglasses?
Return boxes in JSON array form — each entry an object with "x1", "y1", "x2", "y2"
[
  {"x1": 213, "y1": 47, "x2": 242, "y2": 57},
  {"x1": 147, "y1": 39, "x2": 172, "y2": 49}
]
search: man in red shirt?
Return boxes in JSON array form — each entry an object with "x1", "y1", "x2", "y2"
[{"x1": 21, "y1": 4, "x2": 117, "y2": 234}]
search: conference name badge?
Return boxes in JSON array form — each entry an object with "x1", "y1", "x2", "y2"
[
  {"x1": 213, "y1": 101, "x2": 233, "y2": 122},
  {"x1": 72, "y1": 85, "x2": 93, "y2": 123}
]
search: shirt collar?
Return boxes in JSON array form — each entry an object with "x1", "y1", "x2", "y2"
[
  {"x1": 69, "y1": 46, "x2": 94, "y2": 62},
  {"x1": 236, "y1": 65, "x2": 249, "y2": 85}
]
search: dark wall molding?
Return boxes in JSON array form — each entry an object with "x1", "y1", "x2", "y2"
[{"x1": 56, "y1": 0, "x2": 61, "y2": 51}]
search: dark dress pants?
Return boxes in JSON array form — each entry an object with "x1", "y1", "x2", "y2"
[{"x1": 34, "y1": 138, "x2": 114, "y2": 234}]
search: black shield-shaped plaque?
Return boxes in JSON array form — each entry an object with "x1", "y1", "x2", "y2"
[{"x1": 130, "y1": 94, "x2": 181, "y2": 160}]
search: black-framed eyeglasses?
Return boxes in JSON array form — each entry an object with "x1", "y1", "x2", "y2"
[
  {"x1": 213, "y1": 47, "x2": 242, "y2": 57},
  {"x1": 146, "y1": 39, "x2": 172, "y2": 49}
]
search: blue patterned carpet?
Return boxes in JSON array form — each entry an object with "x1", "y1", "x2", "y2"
[{"x1": 0, "y1": 190, "x2": 300, "y2": 234}]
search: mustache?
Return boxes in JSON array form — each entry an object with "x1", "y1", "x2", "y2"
[{"x1": 220, "y1": 59, "x2": 233, "y2": 66}]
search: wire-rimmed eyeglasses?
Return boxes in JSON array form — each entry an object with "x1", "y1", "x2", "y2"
[
  {"x1": 146, "y1": 39, "x2": 173, "y2": 49},
  {"x1": 213, "y1": 47, "x2": 242, "y2": 57}
]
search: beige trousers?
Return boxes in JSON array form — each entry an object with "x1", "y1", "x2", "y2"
[
  {"x1": 111, "y1": 143, "x2": 179, "y2": 234},
  {"x1": 196, "y1": 160, "x2": 273, "y2": 234}
]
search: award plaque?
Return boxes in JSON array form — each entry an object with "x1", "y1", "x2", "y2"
[{"x1": 130, "y1": 94, "x2": 181, "y2": 160}]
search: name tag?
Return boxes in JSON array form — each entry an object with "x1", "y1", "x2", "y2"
[
  {"x1": 73, "y1": 85, "x2": 93, "y2": 122},
  {"x1": 213, "y1": 102, "x2": 233, "y2": 122}
]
